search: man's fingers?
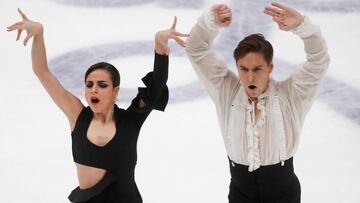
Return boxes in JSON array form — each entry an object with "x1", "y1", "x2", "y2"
[
  {"x1": 220, "y1": 19, "x2": 231, "y2": 27},
  {"x1": 16, "y1": 29, "x2": 23, "y2": 41},
  {"x1": 220, "y1": 4, "x2": 229, "y2": 11},
  {"x1": 219, "y1": 12, "x2": 232, "y2": 20},
  {"x1": 271, "y1": 2, "x2": 288, "y2": 11},
  {"x1": 219, "y1": 15, "x2": 232, "y2": 25},
  {"x1": 272, "y1": 16, "x2": 287, "y2": 28},
  {"x1": 265, "y1": 6, "x2": 284, "y2": 16},
  {"x1": 18, "y1": 8, "x2": 28, "y2": 20},
  {"x1": 278, "y1": 23, "x2": 289, "y2": 31},
  {"x1": 273, "y1": 16, "x2": 285, "y2": 24},
  {"x1": 264, "y1": 9, "x2": 275, "y2": 17},
  {"x1": 264, "y1": 9, "x2": 284, "y2": 20},
  {"x1": 218, "y1": 8, "x2": 231, "y2": 15},
  {"x1": 212, "y1": 4, "x2": 227, "y2": 12}
]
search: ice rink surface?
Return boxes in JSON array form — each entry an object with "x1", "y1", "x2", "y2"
[{"x1": 0, "y1": 0, "x2": 359, "y2": 202}]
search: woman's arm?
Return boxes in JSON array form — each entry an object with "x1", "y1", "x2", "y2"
[
  {"x1": 7, "y1": 9, "x2": 84, "y2": 130},
  {"x1": 137, "y1": 16, "x2": 188, "y2": 109}
]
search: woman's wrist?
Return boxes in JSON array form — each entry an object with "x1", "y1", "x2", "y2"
[{"x1": 155, "y1": 32, "x2": 168, "y2": 55}]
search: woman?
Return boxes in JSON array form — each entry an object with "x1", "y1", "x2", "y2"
[{"x1": 7, "y1": 9, "x2": 188, "y2": 202}]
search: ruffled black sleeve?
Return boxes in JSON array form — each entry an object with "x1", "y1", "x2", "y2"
[{"x1": 126, "y1": 52, "x2": 169, "y2": 123}]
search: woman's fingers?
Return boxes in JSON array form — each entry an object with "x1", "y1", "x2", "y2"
[
  {"x1": 172, "y1": 36, "x2": 186, "y2": 47},
  {"x1": 7, "y1": 25, "x2": 22, "y2": 32},
  {"x1": 18, "y1": 8, "x2": 28, "y2": 20},
  {"x1": 16, "y1": 29, "x2": 23, "y2": 41},
  {"x1": 171, "y1": 16, "x2": 177, "y2": 30},
  {"x1": 7, "y1": 22, "x2": 23, "y2": 31},
  {"x1": 23, "y1": 33, "x2": 32, "y2": 46},
  {"x1": 174, "y1": 31, "x2": 189, "y2": 37},
  {"x1": 154, "y1": 16, "x2": 189, "y2": 52}
]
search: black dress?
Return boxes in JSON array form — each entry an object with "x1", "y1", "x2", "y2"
[{"x1": 68, "y1": 52, "x2": 169, "y2": 203}]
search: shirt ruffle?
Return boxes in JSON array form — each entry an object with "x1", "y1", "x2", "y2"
[{"x1": 246, "y1": 98, "x2": 266, "y2": 172}]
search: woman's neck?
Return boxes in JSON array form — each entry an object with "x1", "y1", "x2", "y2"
[{"x1": 93, "y1": 105, "x2": 115, "y2": 124}]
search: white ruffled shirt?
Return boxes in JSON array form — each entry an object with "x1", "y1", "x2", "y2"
[{"x1": 186, "y1": 8, "x2": 330, "y2": 171}]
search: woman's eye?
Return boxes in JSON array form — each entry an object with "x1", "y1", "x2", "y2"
[
  {"x1": 99, "y1": 83, "x2": 108, "y2": 88},
  {"x1": 86, "y1": 83, "x2": 93, "y2": 88}
]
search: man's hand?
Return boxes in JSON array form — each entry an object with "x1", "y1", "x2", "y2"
[
  {"x1": 264, "y1": 2, "x2": 304, "y2": 31},
  {"x1": 212, "y1": 4, "x2": 232, "y2": 27}
]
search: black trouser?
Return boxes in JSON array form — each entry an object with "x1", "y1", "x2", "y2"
[{"x1": 228, "y1": 157, "x2": 301, "y2": 203}]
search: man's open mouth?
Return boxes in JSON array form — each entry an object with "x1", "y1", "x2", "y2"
[{"x1": 248, "y1": 85, "x2": 257, "y2": 90}]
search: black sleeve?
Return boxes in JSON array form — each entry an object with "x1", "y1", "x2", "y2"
[{"x1": 126, "y1": 51, "x2": 169, "y2": 124}]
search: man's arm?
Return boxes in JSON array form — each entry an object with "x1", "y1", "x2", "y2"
[
  {"x1": 186, "y1": 4, "x2": 239, "y2": 103},
  {"x1": 265, "y1": 3, "x2": 330, "y2": 117}
]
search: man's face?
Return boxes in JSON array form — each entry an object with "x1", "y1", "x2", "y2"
[{"x1": 237, "y1": 52, "x2": 273, "y2": 101}]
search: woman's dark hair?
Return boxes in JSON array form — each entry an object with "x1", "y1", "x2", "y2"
[
  {"x1": 233, "y1": 33, "x2": 273, "y2": 65},
  {"x1": 84, "y1": 62, "x2": 120, "y2": 87}
]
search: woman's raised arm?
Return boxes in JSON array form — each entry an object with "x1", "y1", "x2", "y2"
[{"x1": 7, "y1": 9, "x2": 84, "y2": 130}]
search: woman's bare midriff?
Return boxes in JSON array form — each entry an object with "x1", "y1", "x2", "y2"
[{"x1": 76, "y1": 163, "x2": 106, "y2": 189}]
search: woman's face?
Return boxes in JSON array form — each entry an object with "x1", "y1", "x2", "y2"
[{"x1": 85, "y1": 69, "x2": 119, "y2": 113}]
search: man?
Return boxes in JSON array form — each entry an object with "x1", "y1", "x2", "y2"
[{"x1": 186, "y1": 2, "x2": 329, "y2": 202}]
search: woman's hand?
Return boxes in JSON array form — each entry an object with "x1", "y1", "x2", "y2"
[
  {"x1": 7, "y1": 8, "x2": 43, "y2": 46},
  {"x1": 264, "y1": 2, "x2": 304, "y2": 31},
  {"x1": 212, "y1": 4, "x2": 232, "y2": 27},
  {"x1": 155, "y1": 16, "x2": 189, "y2": 55}
]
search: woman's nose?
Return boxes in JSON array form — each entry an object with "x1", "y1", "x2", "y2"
[{"x1": 91, "y1": 84, "x2": 98, "y2": 94}]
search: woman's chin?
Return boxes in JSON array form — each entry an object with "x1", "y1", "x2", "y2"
[
  {"x1": 89, "y1": 103, "x2": 101, "y2": 112},
  {"x1": 89, "y1": 102, "x2": 114, "y2": 114}
]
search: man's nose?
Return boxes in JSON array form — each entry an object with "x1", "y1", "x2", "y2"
[{"x1": 248, "y1": 71, "x2": 255, "y2": 82}]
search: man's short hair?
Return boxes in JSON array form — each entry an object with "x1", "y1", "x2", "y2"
[{"x1": 233, "y1": 33, "x2": 273, "y2": 65}]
